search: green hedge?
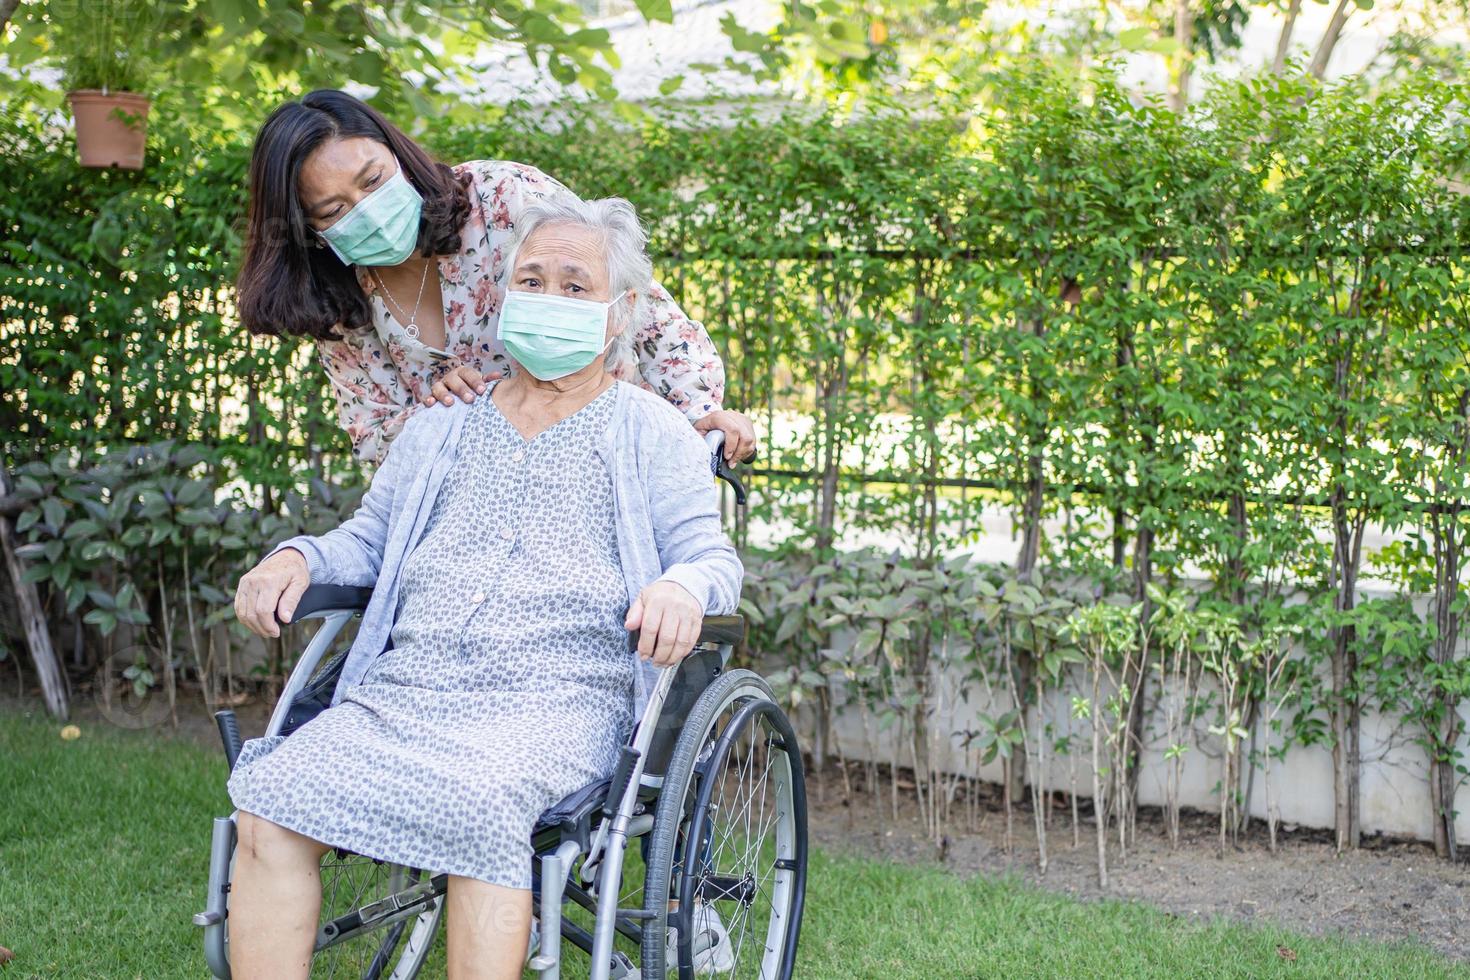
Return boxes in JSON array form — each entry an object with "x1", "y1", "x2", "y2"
[{"x1": 5, "y1": 67, "x2": 1470, "y2": 858}]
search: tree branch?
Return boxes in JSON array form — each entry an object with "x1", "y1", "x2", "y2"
[{"x1": 0, "y1": 0, "x2": 22, "y2": 36}]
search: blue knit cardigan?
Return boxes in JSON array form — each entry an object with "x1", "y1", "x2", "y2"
[{"x1": 268, "y1": 381, "x2": 744, "y2": 716}]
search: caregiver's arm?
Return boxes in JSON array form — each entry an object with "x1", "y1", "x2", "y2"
[
  {"x1": 635, "y1": 282, "x2": 757, "y2": 464},
  {"x1": 319, "y1": 328, "x2": 419, "y2": 466},
  {"x1": 631, "y1": 280, "x2": 726, "y2": 423},
  {"x1": 625, "y1": 408, "x2": 744, "y2": 666},
  {"x1": 234, "y1": 419, "x2": 412, "y2": 636}
]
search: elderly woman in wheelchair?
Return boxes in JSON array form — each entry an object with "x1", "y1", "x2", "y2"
[{"x1": 203, "y1": 193, "x2": 806, "y2": 980}]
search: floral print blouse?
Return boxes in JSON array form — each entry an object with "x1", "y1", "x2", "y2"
[{"x1": 317, "y1": 159, "x2": 726, "y2": 465}]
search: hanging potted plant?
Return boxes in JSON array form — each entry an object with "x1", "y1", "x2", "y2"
[{"x1": 52, "y1": 0, "x2": 159, "y2": 170}]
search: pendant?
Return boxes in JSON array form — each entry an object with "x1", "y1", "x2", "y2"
[{"x1": 404, "y1": 321, "x2": 420, "y2": 340}]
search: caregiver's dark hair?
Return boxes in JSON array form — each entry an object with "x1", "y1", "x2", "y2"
[{"x1": 236, "y1": 89, "x2": 472, "y2": 339}]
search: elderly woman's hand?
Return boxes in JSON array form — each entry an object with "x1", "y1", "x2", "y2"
[
  {"x1": 693, "y1": 410, "x2": 758, "y2": 464},
  {"x1": 234, "y1": 548, "x2": 310, "y2": 638},
  {"x1": 625, "y1": 581, "x2": 704, "y2": 667},
  {"x1": 424, "y1": 364, "x2": 503, "y2": 407}
]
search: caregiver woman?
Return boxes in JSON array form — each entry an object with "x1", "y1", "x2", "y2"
[{"x1": 235, "y1": 89, "x2": 757, "y2": 465}]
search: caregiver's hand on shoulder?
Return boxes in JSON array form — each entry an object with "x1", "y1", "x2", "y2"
[
  {"x1": 425, "y1": 364, "x2": 502, "y2": 407},
  {"x1": 235, "y1": 548, "x2": 310, "y2": 638},
  {"x1": 693, "y1": 410, "x2": 758, "y2": 464},
  {"x1": 626, "y1": 581, "x2": 704, "y2": 667}
]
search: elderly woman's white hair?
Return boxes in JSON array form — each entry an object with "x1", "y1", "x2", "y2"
[{"x1": 499, "y1": 192, "x2": 655, "y2": 370}]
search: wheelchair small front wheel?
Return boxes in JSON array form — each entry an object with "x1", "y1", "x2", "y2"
[{"x1": 640, "y1": 668, "x2": 808, "y2": 979}]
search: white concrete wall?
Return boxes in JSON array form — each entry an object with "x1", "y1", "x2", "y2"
[
  {"x1": 805, "y1": 589, "x2": 1470, "y2": 845},
  {"x1": 221, "y1": 562, "x2": 1467, "y2": 843}
]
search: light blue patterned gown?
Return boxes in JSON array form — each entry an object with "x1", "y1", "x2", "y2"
[{"x1": 226, "y1": 383, "x2": 634, "y2": 888}]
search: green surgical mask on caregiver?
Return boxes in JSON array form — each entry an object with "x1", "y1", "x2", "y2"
[
  {"x1": 316, "y1": 160, "x2": 423, "y2": 267},
  {"x1": 498, "y1": 289, "x2": 629, "y2": 381}
]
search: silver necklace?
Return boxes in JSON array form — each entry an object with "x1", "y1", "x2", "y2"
[{"x1": 373, "y1": 260, "x2": 430, "y2": 340}]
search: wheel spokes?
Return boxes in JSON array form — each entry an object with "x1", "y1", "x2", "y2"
[
  {"x1": 311, "y1": 854, "x2": 425, "y2": 978},
  {"x1": 690, "y1": 711, "x2": 792, "y2": 979}
]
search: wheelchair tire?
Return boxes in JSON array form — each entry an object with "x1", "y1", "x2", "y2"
[
  {"x1": 638, "y1": 668, "x2": 807, "y2": 979},
  {"x1": 223, "y1": 844, "x2": 442, "y2": 980}
]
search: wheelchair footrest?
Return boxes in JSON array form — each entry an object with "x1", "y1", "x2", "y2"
[{"x1": 318, "y1": 873, "x2": 447, "y2": 944}]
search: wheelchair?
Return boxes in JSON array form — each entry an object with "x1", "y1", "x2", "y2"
[{"x1": 194, "y1": 434, "x2": 807, "y2": 979}]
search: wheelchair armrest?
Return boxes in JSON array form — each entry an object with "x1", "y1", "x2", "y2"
[
  {"x1": 698, "y1": 615, "x2": 745, "y2": 646},
  {"x1": 290, "y1": 584, "x2": 374, "y2": 621},
  {"x1": 628, "y1": 614, "x2": 745, "y2": 650}
]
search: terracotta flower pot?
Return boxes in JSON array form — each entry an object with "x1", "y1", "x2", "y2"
[{"x1": 66, "y1": 90, "x2": 150, "y2": 170}]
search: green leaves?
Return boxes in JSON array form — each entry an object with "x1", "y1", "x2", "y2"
[
  {"x1": 10, "y1": 0, "x2": 638, "y2": 113},
  {"x1": 4, "y1": 439, "x2": 368, "y2": 667},
  {"x1": 634, "y1": 0, "x2": 675, "y2": 24},
  {"x1": 3, "y1": 62, "x2": 1468, "y2": 836}
]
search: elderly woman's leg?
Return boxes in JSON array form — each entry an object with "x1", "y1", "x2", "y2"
[
  {"x1": 229, "y1": 810, "x2": 334, "y2": 979},
  {"x1": 445, "y1": 875, "x2": 533, "y2": 980}
]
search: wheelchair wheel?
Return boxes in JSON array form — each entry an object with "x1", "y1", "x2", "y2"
[
  {"x1": 639, "y1": 669, "x2": 807, "y2": 979},
  {"x1": 224, "y1": 845, "x2": 441, "y2": 979}
]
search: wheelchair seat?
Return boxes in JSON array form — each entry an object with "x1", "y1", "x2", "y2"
[
  {"x1": 537, "y1": 778, "x2": 611, "y2": 827},
  {"x1": 532, "y1": 777, "x2": 613, "y2": 853}
]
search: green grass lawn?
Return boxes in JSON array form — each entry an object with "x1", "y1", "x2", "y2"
[{"x1": 1, "y1": 704, "x2": 1464, "y2": 980}]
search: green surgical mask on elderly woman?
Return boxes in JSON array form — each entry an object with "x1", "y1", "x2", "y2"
[
  {"x1": 498, "y1": 289, "x2": 629, "y2": 381},
  {"x1": 315, "y1": 160, "x2": 423, "y2": 267}
]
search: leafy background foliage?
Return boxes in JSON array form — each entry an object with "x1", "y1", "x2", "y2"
[{"x1": 4, "y1": 65, "x2": 1470, "y2": 861}]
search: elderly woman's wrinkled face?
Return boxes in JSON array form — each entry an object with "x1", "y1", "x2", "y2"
[{"x1": 509, "y1": 223, "x2": 620, "y2": 334}]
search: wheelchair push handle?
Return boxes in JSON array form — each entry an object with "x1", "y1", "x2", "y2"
[{"x1": 703, "y1": 429, "x2": 749, "y2": 506}]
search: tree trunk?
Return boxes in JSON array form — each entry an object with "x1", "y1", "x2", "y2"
[
  {"x1": 1273, "y1": 0, "x2": 1303, "y2": 73},
  {"x1": 1011, "y1": 311, "x2": 1049, "y2": 803},
  {"x1": 815, "y1": 376, "x2": 845, "y2": 553},
  {"x1": 1429, "y1": 729, "x2": 1460, "y2": 861},
  {"x1": 0, "y1": 0, "x2": 21, "y2": 35},
  {"x1": 1329, "y1": 485, "x2": 1364, "y2": 852},
  {"x1": 1117, "y1": 314, "x2": 1152, "y2": 818},
  {"x1": 1110, "y1": 507, "x2": 1127, "y2": 569},
  {"x1": 1017, "y1": 445, "x2": 1045, "y2": 578},
  {"x1": 814, "y1": 286, "x2": 849, "y2": 554},
  {"x1": 1170, "y1": 0, "x2": 1195, "y2": 112},
  {"x1": 1237, "y1": 697, "x2": 1259, "y2": 839},
  {"x1": 1227, "y1": 488, "x2": 1249, "y2": 604},
  {"x1": 1091, "y1": 649, "x2": 1109, "y2": 888},
  {"x1": 1016, "y1": 312, "x2": 1047, "y2": 581},
  {"x1": 1, "y1": 469, "x2": 69, "y2": 720},
  {"x1": 1309, "y1": 0, "x2": 1354, "y2": 79},
  {"x1": 1427, "y1": 393, "x2": 1469, "y2": 860},
  {"x1": 1430, "y1": 500, "x2": 1458, "y2": 860},
  {"x1": 1122, "y1": 523, "x2": 1152, "y2": 825},
  {"x1": 1324, "y1": 305, "x2": 1366, "y2": 853}
]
